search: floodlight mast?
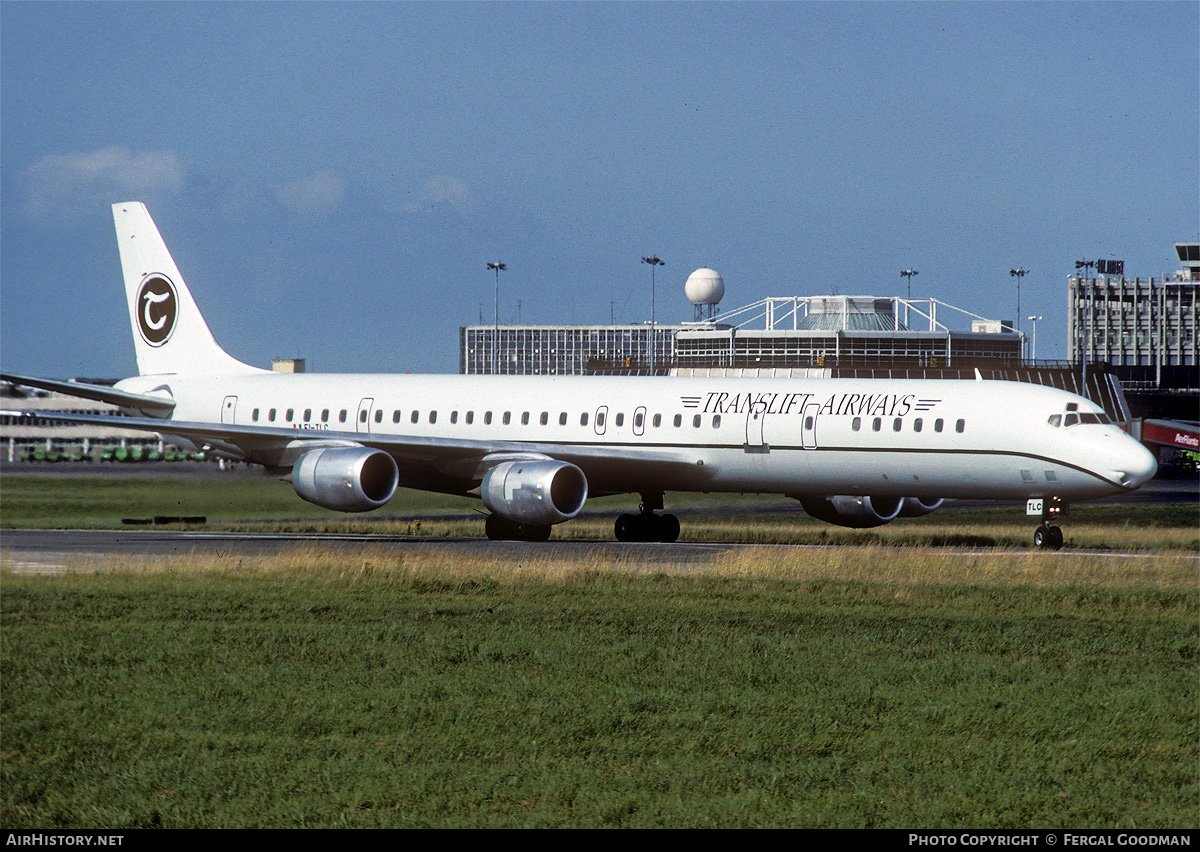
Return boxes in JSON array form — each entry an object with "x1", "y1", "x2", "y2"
[
  {"x1": 900, "y1": 269, "x2": 918, "y2": 327},
  {"x1": 642, "y1": 255, "x2": 664, "y2": 375},
  {"x1": 1009, "y1": 268, "x2": 1028, "y2": 337},
  {"x1": 487, "y1": 261, "x2": 506, "y2": 374}
]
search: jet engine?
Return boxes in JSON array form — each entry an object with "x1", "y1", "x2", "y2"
[
  {"x1": 481, "y1": 459, "x2": 588, "y2": 526},
  {"x1": 292, "y1": 446, "x2": 399, "y2": 512},
  {"x1": 796, "y1": 495, "x2": 944, "y2": 528},
  {"x1": 898, "y1": 497, "x2": 944, "y2": 517}
]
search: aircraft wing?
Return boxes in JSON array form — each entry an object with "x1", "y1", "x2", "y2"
[
  {"x1": 1, "y1": 373, "x2": 176, "y2": 416},
  {"x1": 1, "y1": 409, "x2": 711, "y2": 493}
]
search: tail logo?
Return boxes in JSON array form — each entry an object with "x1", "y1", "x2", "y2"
[{"x1": 136, "y1": 275, "x2": 178, "y2": 347}]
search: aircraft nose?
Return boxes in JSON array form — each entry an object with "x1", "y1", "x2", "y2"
[{"x1": 1111, "y1": 438, "x2": 1158, "y2": 489}]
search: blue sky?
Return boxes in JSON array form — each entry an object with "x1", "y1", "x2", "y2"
[{"x1": 2, "y1": 1, "x2": 1196, "y2": 377}]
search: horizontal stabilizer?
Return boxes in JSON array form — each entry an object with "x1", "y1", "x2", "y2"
[{"x1": 0, "y1": 373, "x2": 175, "y2": 416}]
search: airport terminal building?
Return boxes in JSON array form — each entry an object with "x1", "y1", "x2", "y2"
[
  {"x1": 460, "y1": 292, "x2": 1025, "y2": 377},
  {"x1": 1068, "y1": 242, "x2": 1198, "y2": 420}
]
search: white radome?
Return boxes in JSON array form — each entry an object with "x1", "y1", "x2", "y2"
[{"x1": 684, "y1": 268, "x2": 725, "y2": 305}]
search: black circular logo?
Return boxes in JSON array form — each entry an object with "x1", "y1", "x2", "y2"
[{"x1": 136, "y1": 275, "x2": 178, "y2": 347}]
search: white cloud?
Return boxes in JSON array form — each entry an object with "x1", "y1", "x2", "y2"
[
  {"x1": 402, "y1": 175, "x2": 480, "y2": 217},
  {"x1": 17, "y1": 147, "x2": 185, "y2": 218},
  {"x1": 275, "y1": 170, "x2": 346, "y2": 216}
]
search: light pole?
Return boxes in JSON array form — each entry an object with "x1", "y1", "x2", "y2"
[
  {"x1": 487, "y1": 261, "x2": 506, "y2": 374},
  {"x1": 1009, "y1": 268, "x2": 1028, "y2": 337},
  {"x1": 900, "y1": 269, "x2": 918, "y2": 328},
  {"x1": 641, "y1": 255, "x2": 664, "y2": 375},
  {"x1": 1027, "y1": 315, "x2": 1042, "y2": 362}
]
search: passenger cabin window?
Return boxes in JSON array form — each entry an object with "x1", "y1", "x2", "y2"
[
  {"x1": 411, "y1": 411, "x2": 419, "y2": 424},
  {"x1": 466, "y1": 411, "x2": 474, "y2": 424},
  {"x1": 503, "y1": 412, "x2": 511, "y2": 425},
  {"x1": 580, "y1": 412, "x2": 588, "y2": 427},
  {"x1": 450, "y1": 411, "x2": 458, "y2": 424},
  {"x1": 359, "y1": 410, "x2": 368, "y2": 423},
  {"x1": 653, "y1": 414, "x2": 662, "y2": 428},
  {"x1": 559, "y1": 412, "x2": 568, "y2": 426},
  {"x1": 339, "y1": 410, "x2": 347, "y2": 423},
  {"x1": 521, "y1": 412, "x2": 529, "y2": 425},
  {"x1": 252, "y1": 408, "x2": 260, "y2": 422},
  {"x1": 303, "y1": 409, "x2": 311, "y2": 421},
  {"x1": 673, "y1": 414, "x2": 682, "y2": 427},
  {"x1": 393, "y1": 410, "x2": 401, "y2": 423},
  {"x1": 321, "y1": 409, "x2": 329, "y2": 423},
  {"x1": 955, "y1": 419, "x2": 965, "y2": 433},
  {"x1": 852, "y1": 417, "x2": 861, "y2": 431},
  {"x1": 286, "y1": 409, "x2": 294, "y2": 421},
  {"x1": 429, "y1": 411, "x2": 437, "y2": 424},
  {"x1": 934, "y1": 418, "x2": 944, "y2": 432},
  {"x1": 615, "y1": 413, "x2": 624, "y2": 427},
  {"x1": 540, "y1": 412, "x2": 548, "y2": 426},
  {"x1": 693, "y1": 415, "x2": 701, "y2": 428},
  {"x1": 269, "y1": 408, "x2": 277, "y2": 422},
  {"x1": 374, "y1": 410, "x2": 382, "y2": 423},
  {"x1": 872, "y1": 418, "x2": 882, "y2": 432},
  {"x1": 484, "y1": 411, "x2": 492, "y2": 425},
  {"x1": 914, "y1": 418, "x2": 923, "y2": 432}
]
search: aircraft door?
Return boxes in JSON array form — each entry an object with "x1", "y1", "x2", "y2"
[
  {"x1": 221, "y1": 395, "x2": 237, "y2": 424},
  {"x1": 356, "y1": 398, "x2": 374, "y2": 434},
  {"x1": 745, "y1": 402, "x2": 767, "y2": 450},
  {"x1": 801, "y1": 403, "x2": 819, "y2": 450}
]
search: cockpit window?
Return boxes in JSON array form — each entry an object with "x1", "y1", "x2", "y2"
[{"x1": 1051, "y1": 410, "x2": 1113, "y2": 428}]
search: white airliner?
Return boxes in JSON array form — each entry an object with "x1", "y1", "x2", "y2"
[{"x1": 2, "y1": 203, "x2": 1158, "y2": 549}]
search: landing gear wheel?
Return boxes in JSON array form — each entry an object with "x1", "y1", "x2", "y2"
[
  {"x1": 520, "y1": 523, "x2": 552, "y2": 542},
  {"x1": 1033, "y1": 524, "x2": 1063, "y2": 550},
  {"x1": 615, "y1": 511, "x2": 680, "y2": 543},
  {"x1": 615, "y1": 513, "x2": 639, "y2": 542},
  {"x1": 486, "y1": 515, "x2": 553, "y2": 542},
  {"x1": 485, "y1": 513, "x2": 508, "y2": 541}
]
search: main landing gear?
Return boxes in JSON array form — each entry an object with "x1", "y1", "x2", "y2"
[
  {"x1": 614, "y1": 492, "x2": 680, "y2": 543},
  {"x1": 485, "y1": 514, "x2": 552, "y2": 542},
  {"x1": 1029, "y1": 496, "x2": 1067, "y2": 550}
]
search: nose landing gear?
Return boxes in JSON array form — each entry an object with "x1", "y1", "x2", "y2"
[
  {"x1": 1033, "y1": 522, "x2": 1064, "y2": 550},
  {"x1": 1027, "y1": 497, "x2": 1067, "y2": 550}
]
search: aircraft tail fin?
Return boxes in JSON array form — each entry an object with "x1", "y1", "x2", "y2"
[{"x1": 113, "y1": 202, "x2": 264, "y2": 376}]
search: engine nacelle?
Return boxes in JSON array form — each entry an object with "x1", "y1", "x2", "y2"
[
  {"x1": 481, "y1": 459, "x2": 588, "y2": 526},
  {"x1": 796, "y1": 495, "x2": 905, "y2": 529},
  {"x1": 796, "y1": 495, "x2": 945, "y2": 528},
  {"x1": 898, "y1": 497, "x2": 944, "y2": 517},
  {"x1": 292, "y1": 446, "x2": 399, "y2": 512}
]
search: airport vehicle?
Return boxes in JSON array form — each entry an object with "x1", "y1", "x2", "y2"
[{"x1": 1, "y1": 203, "x2": 1158, "y2": 547}]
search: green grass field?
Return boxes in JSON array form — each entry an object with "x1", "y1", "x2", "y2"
[
  {"x1": 2, "y1": 547, "x2": 1196, "y2": 828},
  {"x1": 1, "y1": 473, "x2": 1197, "y2": 827}
]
